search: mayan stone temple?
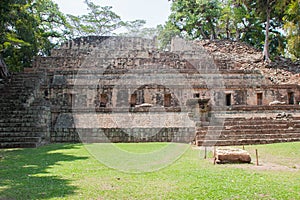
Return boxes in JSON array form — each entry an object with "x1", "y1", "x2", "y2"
[{"x1": 0, "y1": 36, "x2": 299, "y2": 148}]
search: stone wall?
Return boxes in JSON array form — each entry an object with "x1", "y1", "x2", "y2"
[
  {"x1": 51, "y1": 127, "x2": 195, "y2": 143},
  {"x1": 1, "y1": 36, "x2": 299, "y2": 148},
  {"x1": 35, "y1": 36, "x2": 299, "y2": 144}
]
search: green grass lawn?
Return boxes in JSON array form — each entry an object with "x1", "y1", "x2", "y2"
[{"x1": 0, "y1": 142, "x2": 300, "y2": 200}]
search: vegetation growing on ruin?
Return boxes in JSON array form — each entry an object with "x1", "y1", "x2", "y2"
[
  {"x1": 165, "y1": 0, "x2": 300, "y2": 61},
  {"x1": 0, "y1": 142, "x2": 299, "y2": 199}
]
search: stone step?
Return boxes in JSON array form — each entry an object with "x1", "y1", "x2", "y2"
[
  {"x1": 294, "y1": 124, "x2": 300, "y2": 128},
  {"x1": 224, "y1": 120, "x2": 292, "y2": 126},
  {"x1": 0, "y1": 111, "x2": 43, "y2": 116},
  {"x1": 0, "y1": 137, "x2": 41, "y2": 143},
  {"x1": 196, "y1": 129, "x2": 298, "y2": 136},
  {"x1": 0, "y1": 122, "x2": 40, "y2": 128},
  {"x1": 9, "y1": 78, "x2": 40, "y2": 83},
  {"x1": 0, "y1": 127, "x2": 48, "y2": 132},
  {"x1": 0, "y1": 118, "x2": 36, "y2": 123},
  {"x1": 197, "y1": 138, "x2": 300, "y2": 146},
  {"x1": 0, "y1": 114, "x2": 43, "y2": 120},
  {"x1": 0, "y1": 91, "x2": 35, "y2": 96},
  {"x1": 0, "y1": 142, "x2": 38, "y2": 148},
  {"x1": 196, "y1": 132, "x2": 300, "y2": 140},
  {"x1": 3, "y1": 87, "x2": 34, "y2": 92},
  {"x1": 0, "y1": 132, "x2": 45, "y2": 137},
  {"x1": 0, "y1": 115, "x2": 41, "y2": 120},
  {"x1": 227, "y1": 124, "x2": 289, "y2": 129},
  {"x1": 0, "y1": 72, "x2": 46, "y2": 149},
  {"x1": 196, "y1": 124, "x2": 290, "y2": 131}
]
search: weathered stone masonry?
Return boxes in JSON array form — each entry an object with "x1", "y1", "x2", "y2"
[{"x1": 0, "y1": 36, "x2": 299, "y2": 148}]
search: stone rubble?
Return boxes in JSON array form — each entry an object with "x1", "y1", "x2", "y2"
[{"x1": 197, "y1": 40, "x2": 300, "y2": 85}]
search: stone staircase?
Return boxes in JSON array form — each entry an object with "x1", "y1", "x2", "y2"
[
  {"x1": 195, "y1": 116, "x2": 300, "y2": 146},
  {"x1": 0, "y1": 72, "x2": 50, "y2": 148}
]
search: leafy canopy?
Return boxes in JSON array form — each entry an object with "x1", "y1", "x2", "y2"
[
  {"x1": 165, "y1": 0, "x2": 300, "y2": 60},
  {"x1": 0, "y1": 0, "x2": 68, "y2": 71}
]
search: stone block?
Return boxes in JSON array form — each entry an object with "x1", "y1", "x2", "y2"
[{"x1": 215, "y1": 147, "x2": 251, "y2": 164}]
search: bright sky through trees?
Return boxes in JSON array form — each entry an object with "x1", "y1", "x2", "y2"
[{"x1": 52, "y1": 0, "x2": 172, "y2": 28}]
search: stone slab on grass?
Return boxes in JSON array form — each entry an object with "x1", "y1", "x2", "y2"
[{"x1": 215, "y1": 147, "x2": 251, "y2": 164}]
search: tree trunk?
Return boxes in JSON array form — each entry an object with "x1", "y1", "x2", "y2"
[
  {"x1": 263, "y1": 1, "x2": 271, "y2": 62},
  {"x1": 235, "y1": 25, "x2": 240, "y2": 41},
  {"x1": 226, "y1": 17, "x2": 230, "y2": 39},
  {"x1": 196, "y1": 22, "x2": 209, "y2": 39},
  {"x1": 0, "y1": 57, "x2": 10, "y2": 79},
  {"x1": 208, "y1": 19, "x2": 217, "y2": 40}
]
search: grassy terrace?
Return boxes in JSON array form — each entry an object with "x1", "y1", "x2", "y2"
[{"x1": 0, "y1": 142, "x2": 299, "y2": 199}]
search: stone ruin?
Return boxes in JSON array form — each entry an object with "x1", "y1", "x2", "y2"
[{"x1": 0, "y1": 36, "x2": 299, "y2": 148}]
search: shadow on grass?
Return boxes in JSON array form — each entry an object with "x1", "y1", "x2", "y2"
[{"x1": 0, "y1": 144, "x2": 88, "y2": 199}]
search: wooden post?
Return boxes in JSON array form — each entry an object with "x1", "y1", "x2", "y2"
[
  {"x1": 213, "y1": 146, "x2": 216, "y2": 165},
  {"x1": 255, "y1": 149, "x2": 259, "y2": 166},
  {"x1": 204, "y1": 147, "x2": 207, "y2": 159},
  {"x1": 213, "y1": 146, "x2": 216, "y2": 157},
  {"x1": 242, "y1": 145, "x2": 245, "y2": 150}
]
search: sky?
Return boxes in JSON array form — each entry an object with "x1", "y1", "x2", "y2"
[{"x1": 52, "y1": 0, "x2": 172, "y2": 29}]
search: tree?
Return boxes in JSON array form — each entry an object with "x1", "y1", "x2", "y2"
[
  {"x1": 168, "y1": 0, "x2": 221, "y2": 40},
  {"x1": 218, "y1": 0, "x2": 259, "y2": 41},
  {"x1": 283, "y1": 0, "x2": 300, "y2": 59},
  {"x1": 67, "y1": 0, "x2": 125, "y2": 37},
  {"x1": 31, "y1": 0, "x2": 69, "y2": 53},
  {"x1": 118, "y1": 20, "x2": 146, "y2": 37},
  {"x1": 0, "y1": 0, "x2": 68, "y2": 71},
  {"x1": 157, "y1": 22, "x2": 181, "y2": 49},
  {"x1": 167, "y1": 0, "x2": 259, "y2": 41},
  {"x1": 241, "y1": 0, "x2": 278, "y2": 62},
  {"x1": 166, "y1": 0, "x2": 299, "y2": 61},
  {"x1": 0, "y1": 0, "x2": 35, "y2": 71},
  {"x1": 119, "y1": 20, "x2": 164, "y2": 40}
]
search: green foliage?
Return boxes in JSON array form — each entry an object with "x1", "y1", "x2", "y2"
[
  {"x1": 67, "y1": 0, "x2": 160, "y2": 40},
  {"x1": 31, "y1": 0, "x2": 69, "y2": 52},
  {"x1": 118, "y1": 20, "x2": 164, "y2": 41},
  {"x1": 67, "y1": 0, "x2": 125, "y2": 37},
  {"x1": 0, "y1": 142, "x2": 300, "y2": 199},
  {"x1": 1, "y1": 0, "x2": 34, "y2": 71},
  {"x1": 166, "y1": 0, "x2": 300, "y2": 60},
  {"x1": 118, "y1": 19, "x2": 180, "y2": 50},
  {"x1": 157, "y1": 22, "x2": 181, "y2": 49},
  {"x1": 0, "y1": 0, "x2": 68, "y2": 71},
  {"x1": 121, "y1": 19, "x2": 147, "y2": 35},
  {"x1": 118, "y1": 20, "x2": 157, "y2": 38},
  {"x1": 168, "y1": 0, "x2": 222, "y2": 39},
  {"x1": 283, "y1": 0, "x2": 300, "y2": 59}
]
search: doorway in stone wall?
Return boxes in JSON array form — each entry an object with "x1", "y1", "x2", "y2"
[
  {"x1": 164, "y1": 93, "x2": 171, "y2": 107},
  {"x1": 100, "y1": 94, "x2": 108, "y2": 107},
  {"x1": 226, "y1": 93, "x2": 231, "y2": 106},
  {"x1": 288, "y1": 92, "x2": 294, "y2": 105},
  {"x1": 257, "y1": 93, "x2": 263, "y2": 105}
]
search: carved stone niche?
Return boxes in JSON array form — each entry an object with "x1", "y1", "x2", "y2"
[{"x1": 186, "y1": 98, "x2": 210, "y2": 122}]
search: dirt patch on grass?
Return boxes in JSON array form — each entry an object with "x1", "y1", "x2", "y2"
[
  {"x1": 233, "y1": 162, "x2": 299, "y2": 172},
  {"x1": 212, "y1": 159, "x2": 300, "y2": 172},
  {"x1": 197, "y1": 143, "x2": 300, "y2": 172}
]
